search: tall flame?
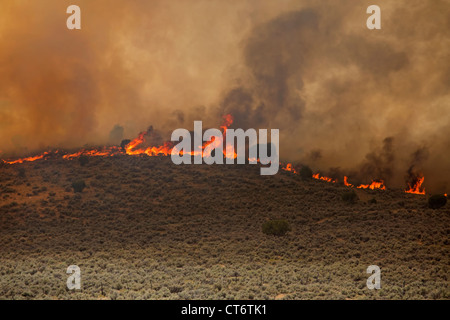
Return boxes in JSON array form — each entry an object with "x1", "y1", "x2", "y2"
[
  {"x1": 343, "y1": 176, "x2": 353, "y2": 187},
  {"x1": 220, "y1": 114, "x2": 237, "y2": 160},
  {"x1": 405, "y1": 176, "x2": 426, "y2": 195},
  {"x1": 3, "y1": 152, "x2": 49, "y2": 165}
]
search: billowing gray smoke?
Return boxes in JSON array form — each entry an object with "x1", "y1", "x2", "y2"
[{"x1": 217, "y1": 2, "x2": 449, "y2": 192}]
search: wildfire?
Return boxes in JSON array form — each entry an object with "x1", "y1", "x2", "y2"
[
  {"x1": 0, "y1": 114, "x2": 443, "y2": 197},
  {"x1": 313, "y1": 173, "x2": 337, "y2": 183},
  {"x1": 405, "y1": 176, "x2": 426, "y2": 195},
  {"x1": 248, "y1": 157, "x2": 260, "y2": 163},
  {"x1": 343, "y1": 176, "x2": 353, "y2": 187},
  {"x1": 176, "y1": 114, "x2": 237, "y2": 159},
  {"x1": 125, "y1": 131, "x2": 148, "y2": 155},
  {"x1": 282, "y1": 163, "x2": 297, "y2": 173},
  {"x1": 124, "y1": 130, "x2": 173, "y2": 157},
  {"x1": 62, "y1": 147, "x2": 122, "y2": 159},
  {"x1": 357, "y1": 180, "x2": 386, "y2": 190},
  {"x1": 3, "y1": 152, "x2": 49, "y2": 165},
  {"x1": 1, "y1": 115, "x2": 237, "y2": 165},
  {"x1": 220, "y1": 114, "x2": 237, "y2": 160}
]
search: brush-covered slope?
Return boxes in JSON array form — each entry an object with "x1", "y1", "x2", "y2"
[{"x1": 0, "y1": 156, "x2": 448, "y2": 299}]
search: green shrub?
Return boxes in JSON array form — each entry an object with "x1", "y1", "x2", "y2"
[
  {"x1": 342, "y1": 190, "x2": 358, "y2": 203},
  {"x1": 428, "y1": 194, "x2": 447, "y2": 209},
  {"x1": 78, "y1": 156, "x2": 89, "y2": 166},
  {"x1": 262, "y1": 219, "x2": 291, "y2": 236},
  {"x1": 72, "y1": 180, "x2": 86, "y2": 193},
  {"x1": 299, "y1": 166, "x2": 313, "y2": 180}
]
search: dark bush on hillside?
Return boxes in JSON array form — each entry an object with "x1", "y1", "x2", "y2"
[
  {"x1": 262, "y1": 219, "x2": 291, "y2": 236},
  {"x1": 79, "y1": 156, "x2": 89, "y2": 166},
  {"x1": 72, "y1": 180, "x2": 86, "y2": 193},
  {"x1": 17, "y1": 167, "x2": 26, "y2": 178},
  {"x1": 342, "y1": 190, "x2": 358, "y2": 203},
  {"x1": 299, "y1": 166, "x2": 313, "y2": 180},
  {"x1": 120, "y1": 139, "x2": 131, "y2": 151},
  {"x1": 428, "y1": 194, "x2": 447, "y2": 209}
]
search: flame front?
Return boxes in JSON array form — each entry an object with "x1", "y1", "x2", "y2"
[
  {"x1": 357, "y1": 180, "x2": 386, "y2": 190},
  {"x1": 122, "y1": 127, "x2": 174, "y2": 156},
  {"x1": 405, "y1": 176, "x2": 426, "y2": 195},
  {"x1": 4, "y1": 152, "x2": 49, "y2": 165},
  {"x1": 344, "y1": 176, "x2": 353, "y2": 187},
  {"x1": 63, "y1": 147, "x2": 122, "y2": 159},
  {"x1": 313, "y1": 173, "x2": 337, "y2": 183},
  {"x1": 0, "y1": 115, "x2": 443, "y2": 196}
]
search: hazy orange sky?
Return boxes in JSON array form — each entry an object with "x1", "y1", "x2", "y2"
[{"x1": 0, "y1": 0, "x2": 449, "y2": 191}]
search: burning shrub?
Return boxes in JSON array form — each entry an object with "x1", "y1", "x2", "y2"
[
  {"x1": 78, "y1": 155, "x2": 89, "y2": 166},
  {"x1": 342, "y1": 190, "x2": 358, "y2": 203},
  {"x1": 428, "y1": 194, "x2": 447, "y2": 209},
  {"x1": 299, "y1": 166, "x2": 313, "y2": 180},
  {"x1": 262, "y1": 219, "x2": 291, "y2": 236},
  {"x1": 72, "y1": 180, "x2": 86, "y2": 193}
]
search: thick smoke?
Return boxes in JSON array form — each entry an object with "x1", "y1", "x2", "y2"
[
  {"x1": 0, "y1": 0, "x2": 244, "y2": 154},
  {"x1": 219, "y1": 1, "x2": 450, "y2": 192},
  {"x1": 0, "y1": 0, "x2": 449, "y2": 191}
]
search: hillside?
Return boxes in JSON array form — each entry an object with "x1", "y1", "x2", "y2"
[{"x1": 0, "y1": 156, "x2": 448, "y2": 299}]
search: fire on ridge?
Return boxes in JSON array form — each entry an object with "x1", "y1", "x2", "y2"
[
  {"x1": 0, "y1": 114, "x2": 436, "y2": 196},
  {"x1": 0, "y1": 114, "x2": 237, "y2": 165},
  {"x1": 282, "y1": 163, "x2": 428, "y2": 195}
]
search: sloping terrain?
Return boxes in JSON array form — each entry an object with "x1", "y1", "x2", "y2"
[{"x1": 0, "y1": 156, "x2": 448, "y2": 299}]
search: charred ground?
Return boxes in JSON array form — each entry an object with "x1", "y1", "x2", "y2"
[{"x1": 0, "y1": 156, "x2": 448, "y2": 299}]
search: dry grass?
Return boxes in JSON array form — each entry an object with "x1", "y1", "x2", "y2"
[{"x1": 0, "y1": 156, "x2": 448, "y2": 299}]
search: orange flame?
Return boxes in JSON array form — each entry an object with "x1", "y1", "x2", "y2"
[
  {"x1": 357, "y1": 180, "x2": 386, "y2": 190},
  {"x1": 248, "y1": 157, "x2": 259, "y2": 163},
  {"x1": 220, "y1": 114, "x2": 237, "y2": 160},
  {"x1": 344, "y1": 176, "x2": 353, "y2": 187},
  {"x1": 125, "y1": 131, "x2": 149, "y2": 155},
  {"x1": 405, "y1": 176, "x2": 426, "y2": 195},
  {"x1": 282, "y1": 163, "x2": 297, "y2": 173},
  {"x1": 313, "y1": 173, "x2": 337, "y2": 183},
  {"x1": 62, "y1": 147, "x2": 122, "y2": 159},
  {"x1": 3, "y1": 152, "x2": 49, "y2": 164}
]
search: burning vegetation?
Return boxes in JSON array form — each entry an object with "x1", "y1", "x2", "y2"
[
  {"x1": 0, "y1": 113, "x2": 445, "y2": 196},
  {"x1": 405, "y1": 175, "x2": 426, "y2": 195}
]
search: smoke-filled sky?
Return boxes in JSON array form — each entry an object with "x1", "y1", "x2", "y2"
[{"x1": 0, "y1": 0, "x2": 449, "y2": 191}]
